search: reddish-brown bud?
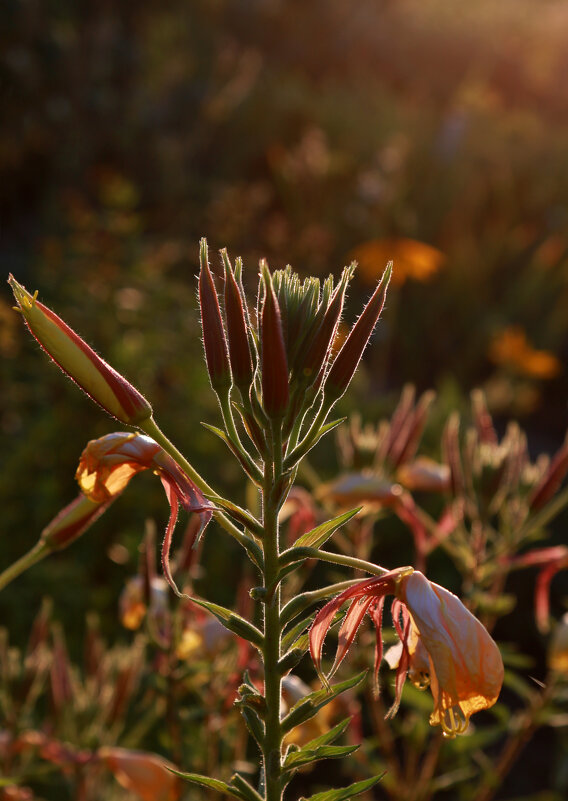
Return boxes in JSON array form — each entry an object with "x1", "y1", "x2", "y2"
[
  {"x1": 298, "y1": 265, "x2": 351, "y2": 386},
  {"x1": 9, "y1": 276, "x2": 153, "y2": 425},
  {"x1": 260, "y1": 261, "x2": 289, "y2": 419},
  {"x1": 222, "y1": 250, "x2": 254, "y2": 393},
  {"x1": 325, "y1": 262, "x2": 391, "y2": 401},
  {"x1": 40, "y1": 494, "x2": 111, "y2": 551},
  {"x1": 198, "y1": 239, "x2": 231, "y2": 392},
  {"x1": 529, "y1": 435, "x2": 568, "y2": 511}
]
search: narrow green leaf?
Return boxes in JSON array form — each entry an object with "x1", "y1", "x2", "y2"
[
  {"x1": 281, "y1": 615, "x2": 313, "y2": 651},
  {"x1": 190, "y1": 598, "x2": 264, "y2": 649},
  {"x1": 281, "y1": 671, "x2": 366, "y2": 734},
  {"x1": 170, "y1": 769, "x2": 247, "y2": 799},
  {"x1": 284, "y1": 743, "x2": 359, "y2": 771},
  {"x1": 293, "y1": 507, "x2": 362, "y2": 549},
  {"x1": 299, "y1": 773, "x2": 385, "y2": 801},
  {"x1": 229, "y1": 773, "x2": 264, "y2": 801},
  {"x1": 284, "y1": 417, "x2": 347, "y2": 470},
  {"x1": 294, "y1": 717, "x2": 352, "y2": 750},
  {"x1": 205, "y1": 495, "x2": 265, "y2": 540}
]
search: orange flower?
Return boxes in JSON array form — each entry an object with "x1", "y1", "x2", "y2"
[
  {"x1": 350, "y1": 238, "x2": 444, "y2": 287},
  {"x1": 99, "y1": 746, "x2": 181, "y2": 801},
  {"x1": 488, "y1": 326, "x2": 561, "y2": 380},
  {"x1": 76, "y1": 432, "x2": 215, "y2": 594},
  {"x1": 310, "y1": 568, "x2": 503, "y2": 737}
]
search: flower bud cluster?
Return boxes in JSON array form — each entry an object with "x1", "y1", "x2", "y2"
[{"x1": 197, "y1": 239, "x2": 391, "y2": 449}]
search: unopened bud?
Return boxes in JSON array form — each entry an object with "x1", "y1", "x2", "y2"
[
  {"x1": 260, "y1": 261, "x2": 289, "y2": 419},
  {"x1": 324, "y1": 263, "x2": 391, "y2": 401},
  {"x1": 198, "y1": 238, "x2": 231, "y2": 393},
  {"x1": 9, "y1": 275, "x2": 153, "y2": 425},
  {"x1": 222, "y1": 250, "x2": 254, "y2": 393}
]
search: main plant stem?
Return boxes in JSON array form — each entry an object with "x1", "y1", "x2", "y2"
[{"x1": 262, "y1": 425, "x2": 284, "y2": 801}]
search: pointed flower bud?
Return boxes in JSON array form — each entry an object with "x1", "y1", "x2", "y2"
[
  {"x1": 324, "y1": 263, "x2": 391, "y2": 401},
  {"x1": 198, "y1": 239, "x2": 231, "y2": 393},
  {"x1": 298, "y1": 264, "x2": 352, "y2": 386},
  {"x1": 222, "y1": 250, "x2": 254, "y2": 393},
  {"x1": 260, "y1": 260, "x2": 289, "y2": 419},
  {"x1": 8, "y1": 275, "x2": 152, "y2": 425}
]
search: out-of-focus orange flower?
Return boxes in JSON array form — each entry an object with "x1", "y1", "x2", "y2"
[
  {"x1": 99, "y1": 746, "x2": 181, "y2": 801},
  {"x1": 350, "y1": 238, "x2": 445, "y2": 287},
  {"x1": 549, "y1": 612, "x2": 568, "y2": 674},
  {"x1": 310, "y1": 568, "x2": 504, "y2": 737},
  {"x1": 489, "y1": 326, "x2": 561, "y2": 380}
]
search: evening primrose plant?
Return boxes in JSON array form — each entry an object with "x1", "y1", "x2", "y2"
[{"x1": 1, "y1": 241, "x2": 504, "y2": 801}]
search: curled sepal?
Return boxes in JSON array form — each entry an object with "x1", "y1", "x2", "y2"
[
  {"x1": 9, "y1": 275, "x2": 152, "y2": 425},
  {"x1": 281, "y1": 671, "x2": 366, "y2": 734},
  {"x1": 190, "y1": 597, "x2": 264, "y2": 649},
  {"x1": 298, "y1": 773, "x2": 385, "y2": 801},
  {"x1": 75, "y1": 432, "x2": 215, "y2": 596}
]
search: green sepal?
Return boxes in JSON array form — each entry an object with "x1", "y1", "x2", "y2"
[
  {"x1": 298, "y1": 773, "x2": 385, "y2": 801},
  {"x1": 281, "y1": 671, "x2": 366, "y2": 734},
  {"x1": 284, "y1": 743, "x2": 359, "y2": 773},
  {"x1": 280, "y1": 508, "x2": 362, "y2": 569},
  {"x1": 205, "y1": 495, "x2": 265, "y2": 541},
  {"x1": 190, "y1": 598, "x2": 264, "y2": 649},
  {"x1": 284, "y1": 417, "x2": 346, "y2": 471}
]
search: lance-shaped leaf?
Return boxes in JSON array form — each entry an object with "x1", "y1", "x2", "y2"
[
  {"x1": 284, "y1": 507, "x2": 362, "y2": 555},
  {"x1": 299, "y1": 773, "x2": 385, "y2": 801},
  {"x1": 284, "y1": 743, "x2": 359, "y2": 773},
  {"x1": 281, "y1": 671, "x2": 366, "y2": 734},
  {"x1": 9, "y1": 275, "x2": 152, "y2": 425},
  {"x1": 169, "y1": 770, "x2": 248, "y2": 800},
  {"x1": 190, "y1": 597, "x2": 264, "y2": 649}
]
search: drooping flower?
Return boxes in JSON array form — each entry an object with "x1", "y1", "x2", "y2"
[
  {"x1": 75, "y1": 432, "x2": 215, "y2": 594},
  {"x1": 8, "y1": 275, "x2": 152, "y2": 425},
  {"x1": 309, "y1": 568, "x2": 504, "y2": 737}
]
